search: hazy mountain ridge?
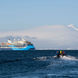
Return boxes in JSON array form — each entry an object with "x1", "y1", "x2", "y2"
[{"x1": 0, "y1": 25, "x2": 78, "y2": 49}]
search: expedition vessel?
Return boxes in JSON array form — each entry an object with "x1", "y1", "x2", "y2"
[{"x1": 0, "y1": 39, "x2": 35, "y2": 51}]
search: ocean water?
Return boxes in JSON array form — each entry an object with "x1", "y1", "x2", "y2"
[{"x1": 0, "y1": 50, "x2": 78, "y2": 78}]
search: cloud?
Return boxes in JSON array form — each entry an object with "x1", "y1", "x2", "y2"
[{"x1": 0, "y1": 25, "x2": 78, "y2": 49}]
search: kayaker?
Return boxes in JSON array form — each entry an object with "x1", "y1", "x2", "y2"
[
  {"x1": 56, "y1": 51, "x2": 60, "y2": 58},
  {"x1": 62, "y1": 51, "x2": 66, "y2": 56}
]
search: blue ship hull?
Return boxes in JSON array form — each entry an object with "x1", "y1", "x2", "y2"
[{"x1": 0, "y1": 45, "x2": 35, "y2": 51}]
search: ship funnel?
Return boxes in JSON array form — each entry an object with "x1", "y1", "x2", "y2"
[{"x1": 8, "y1": 39, "x2": 12, "y2": 43}]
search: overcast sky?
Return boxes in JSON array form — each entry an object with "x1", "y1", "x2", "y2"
[{"x1": 0, "y1": 0, "x2": 78, "y2": 49}]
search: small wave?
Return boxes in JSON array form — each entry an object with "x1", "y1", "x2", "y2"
[
  {"x1": 0, "y1": 59, "x2": 21, "y2": 64},
  {"x1": 53, "y1": 55, "x2": 78, "y2": 61},
  {"x1": 60, "y1": 55, "x2": 78, "y2": 61},
  {"x1": 33, "y1": 56, "x2": 49, "y2": 61}
]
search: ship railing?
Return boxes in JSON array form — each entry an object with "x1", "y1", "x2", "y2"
[{"x1": 0, "y1": 47, "x2": 27, "y2": 48}]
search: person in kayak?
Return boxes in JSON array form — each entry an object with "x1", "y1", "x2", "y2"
[
  {"x1": 62, "y1": 51, "x2": 66, "y2": 56},
  {"x1": 56, "y1": 51, "x2": 66, "y2": 58},
  {"x1": 56, "y1": 51, "x2": 60, "y2": 58}
]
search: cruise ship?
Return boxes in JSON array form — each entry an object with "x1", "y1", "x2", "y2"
[{"x1": 0, "y1": 39, "x2": 35, "y2": 51}]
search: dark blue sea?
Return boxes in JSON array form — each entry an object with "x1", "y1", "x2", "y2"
[{"x1": 0, "y1": 50, "x2": 78, "y2": 78}]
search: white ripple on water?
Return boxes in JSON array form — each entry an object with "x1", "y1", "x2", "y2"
[{"x1": 60, "y1": 55, "x2": 78, "y2": 61}]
